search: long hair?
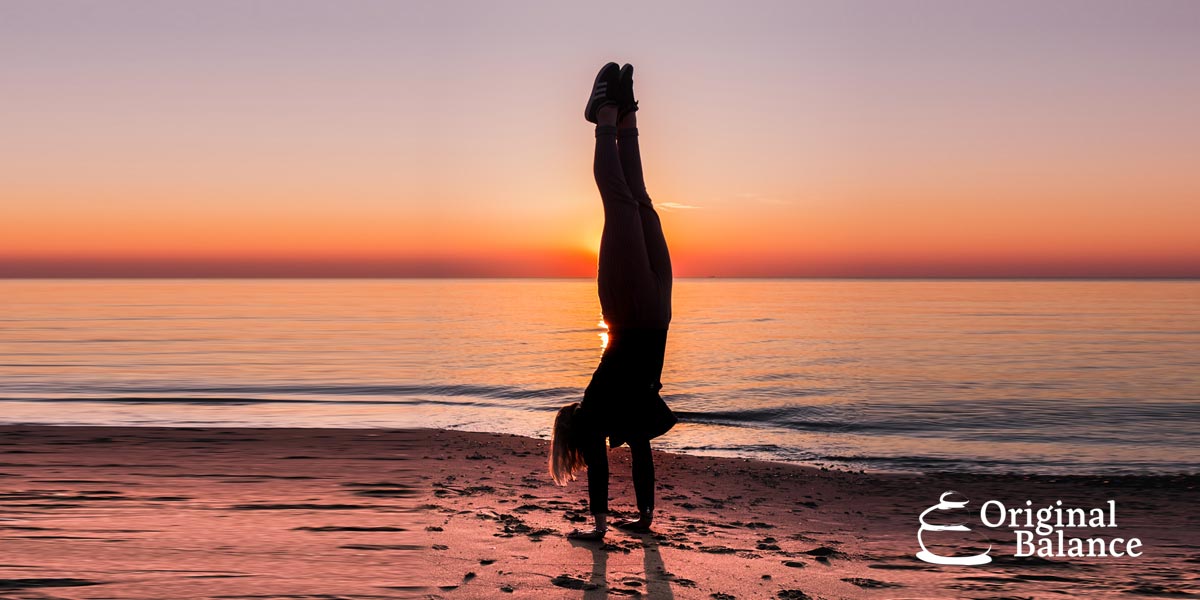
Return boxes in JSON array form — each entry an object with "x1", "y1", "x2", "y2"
[{"x1": 549, "y1": 402, "x2": 586, "y2": 486}]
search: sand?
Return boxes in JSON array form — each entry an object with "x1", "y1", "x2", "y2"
[{"x1": 0, "y1": 426, "x2": 1196, "y2": 599}]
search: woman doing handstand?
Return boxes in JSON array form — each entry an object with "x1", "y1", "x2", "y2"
[{"x1": 549, "y1": 62, "x2": 677, "y2": 541}]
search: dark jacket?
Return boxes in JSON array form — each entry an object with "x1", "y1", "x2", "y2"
[{"x1": 577, "y1": 327, "x2": 677, "y2": 448}]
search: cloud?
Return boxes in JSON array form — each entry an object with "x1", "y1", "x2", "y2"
[{"x1": 657, "y1": 202, "x2": 702, "y2": 210}]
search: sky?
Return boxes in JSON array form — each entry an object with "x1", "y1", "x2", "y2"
[{"x1": 1, "y1": 0, "x2": 1198, "y2": 278}]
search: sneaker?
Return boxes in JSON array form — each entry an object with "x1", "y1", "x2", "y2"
[
  {"x1": 617, "y1": 63, "x2": 638, "y2": 120},
  {"x1": 584, "y1": 62, "x2": 621, "y2": 123}
]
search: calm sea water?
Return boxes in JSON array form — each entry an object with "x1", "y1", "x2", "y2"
[{"x1": 2, "y1": 279, "x2": 1198, "y2": 474}]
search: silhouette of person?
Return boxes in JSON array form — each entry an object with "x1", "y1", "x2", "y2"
[{"x1": 550, "y1": 62, "x2": 677, "y2": 540}]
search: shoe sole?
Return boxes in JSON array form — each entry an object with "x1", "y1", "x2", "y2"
[
  {"x1": 618, "y1": 64, "x2": 635, "y2": 117},
  {"x1": 585, "y1": 62, "x2": 619, "y2": 123}
]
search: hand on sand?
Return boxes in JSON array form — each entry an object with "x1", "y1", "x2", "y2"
[
  {"x1": 613, "y1": 515, "x2": 653, "y2": 532},
  {"x1": 566, "y1": 527, "x2": 607, "y2": 541}
]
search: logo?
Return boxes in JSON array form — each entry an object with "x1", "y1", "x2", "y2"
[
  {"x1": 916, "y1": 491, "x2": 1144, "y2": 565},
  {"x1": 916, "y1": 491, "x2": 992, "y2": 565}
]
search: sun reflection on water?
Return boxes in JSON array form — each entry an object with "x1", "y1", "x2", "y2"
[{"x1": 598, "y1": 319, "x2": 609, "y2": 350}]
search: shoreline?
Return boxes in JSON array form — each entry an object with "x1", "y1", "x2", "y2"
[
  {"x1": 4, "y1": 419, "x2": 1194, "y2": 478},
  {"x1": 0, "y1": 425, "x2": 1196, "y2": 598}
]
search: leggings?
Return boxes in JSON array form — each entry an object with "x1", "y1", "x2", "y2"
[
  {"x1": 581, "y1": 431, "x2": 654, "y2": 515},
  {"x1": 583, "y1": 124, "x2": 673, "y2": 516},
  {"x1": 593, "y1": 124, "x2": 672, "y2": 330}
]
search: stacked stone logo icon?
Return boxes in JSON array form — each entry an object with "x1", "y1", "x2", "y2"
[{"x1": 916, "y1": 491, "x2": 993, "y2": 565}]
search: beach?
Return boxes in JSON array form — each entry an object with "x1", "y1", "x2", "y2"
[
  {"x1": 5, "y1": 1, "x2": 1200, "y2": 597},
  {"x1": 1, "y1": 425, "x2": 1196, "y2": 599}
]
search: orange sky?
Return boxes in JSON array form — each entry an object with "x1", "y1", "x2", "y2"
[{"x1": 2, "y1": 1, "x2": 1198, "y2": 277}]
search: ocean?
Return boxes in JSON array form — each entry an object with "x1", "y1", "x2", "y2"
[{"x1": 2, "y1": 279, "x2": 1197, "y2": 475}]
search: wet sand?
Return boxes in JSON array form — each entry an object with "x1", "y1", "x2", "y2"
[{"x1": 0, "y1": 426, "x2": 1197, "y2": 599}]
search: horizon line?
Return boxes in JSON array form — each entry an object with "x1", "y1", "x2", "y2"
[{"x1": 3, "y1": 275, "x2": 1198, "y2": 281}]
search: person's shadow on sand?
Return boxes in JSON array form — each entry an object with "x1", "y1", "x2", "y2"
[
  {"x1": 569, "y1": 537, "x2": 609, "y2": 599},
  {"x1": 638, "y1": 532, "x2": 675, "y2": 600},
  {"x1": 569, "y1": 532, "x2": 674, "y2": 599}
]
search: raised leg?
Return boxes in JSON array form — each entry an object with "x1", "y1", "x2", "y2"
[
  {"x1": 595, "y1": 107, "x2": 658, "y2": 328},
  {"x1": 618, "y1": 114, "x2": 672, "y2": 285}
]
